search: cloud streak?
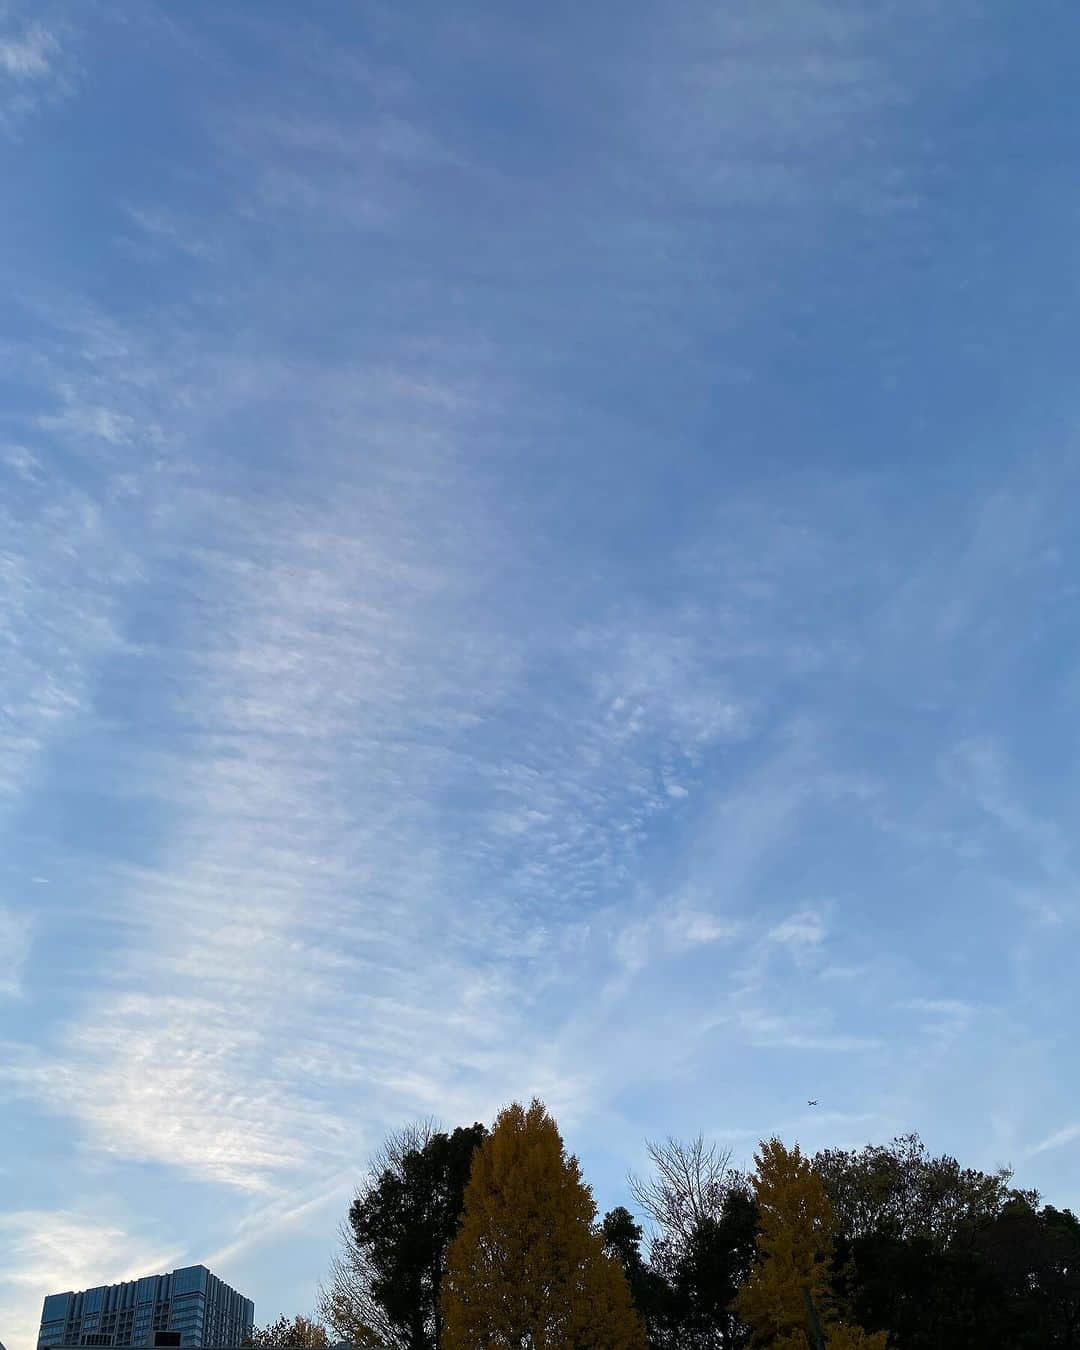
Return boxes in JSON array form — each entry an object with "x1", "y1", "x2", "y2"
[
  {"x1": 5, "y1": 1, "x2": 1080, "y2": 1344},
  {"x1": 0, "y1": 903, "x2": 32, "y2": 996},
  {"x1": 0, "y1": 3, "x2": 75, "y2": 134},
  {"x1": 0, "y1": 25, "x2": 57, "y2": 78}
]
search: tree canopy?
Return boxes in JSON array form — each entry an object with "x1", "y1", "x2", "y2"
[
  {"x1": 247, "y1": 1315, "x2": 329, "y2": 1347},
  {"x1": 813, "y1": 1134, "x2": 1072, "y2": 1349},
  {"x1": 320, "y1": 1119, "x2": 487, "y2": 1350},
  {"x1": 441, "y1": 1098, "x2": 647, "y2": 1350},
  {"x1": 321, "y1": 1112, "x2": 1080, "y2": 1350},
  {"x1": 734, "y1": 1138, "x2": 886, "y2": 1350},
  {"x1": 615, "y1": 1136, "x2": 759, "y2": 1349}
]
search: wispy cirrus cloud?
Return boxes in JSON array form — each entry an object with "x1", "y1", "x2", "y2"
[
  {"x1": 0, "y1": 4, "x2": 75, "y2": 134},
  {"x1": 118, "y1": 205, "x2": 222, "y2": 262},
  {"x1": 768, "y1": 909, "x2": 828, "y2": 957},
  {"x1": 729, "y1": 1007, "x2": 880, "y2": 1055},
  {"x1": 7, "y1": 1, "x2": 1080, "y2": 1342},
  {"x1": 2, "y1": 286, "x2": 785, "y2": 1196},
  {"x1": 1029, "y1": 1122, "x2": 1080, "y2": 1158},
  {"x1": 0, "y1": 902, "x2": 33, "y2": 996},
  {"x1": 0, "y1": 455, "x2": 132, "y2": 807},
  {"x1": 613, "y1": 900, "x2": 742, "y2": 979},
  {"x1": 0, "y1": 24, "x2": 57, "y2": 78}
]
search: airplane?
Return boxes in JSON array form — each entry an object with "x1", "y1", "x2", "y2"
[{"x1": 807, "y1": 1099, "x2": 818, "y2": 1106}]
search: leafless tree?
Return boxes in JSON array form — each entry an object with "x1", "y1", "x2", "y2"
[
  {"x1": 318, "y1": 1120, "x2": 440, "y2": 1349},
  {"x1": 629, "y1": 1135, "x2": 748, "y2": 1252}
]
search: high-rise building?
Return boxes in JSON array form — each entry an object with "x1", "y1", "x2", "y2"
[{"x1": 37, "y1": 1266, "x2": 254, "y2": 1349}]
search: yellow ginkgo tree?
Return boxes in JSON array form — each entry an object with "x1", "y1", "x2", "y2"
[
  {"x1": 733, "y1": 1138, "x2": 888, "y2": 1350},
  {"x1": 441, "y1": 1098, "x2": 647, "y2": 1350}
]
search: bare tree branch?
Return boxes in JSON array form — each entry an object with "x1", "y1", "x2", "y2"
[
  {"x1": 629, "y1": 1135, "x2": 746, "y2": 1249},
  {"x1": 317, "y1": 1120, "x2": 442, "y2": 1350}
]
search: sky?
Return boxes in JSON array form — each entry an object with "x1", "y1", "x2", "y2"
[{"x1": 2, "y1": 0, "x2": 1080, "y2": 1342}]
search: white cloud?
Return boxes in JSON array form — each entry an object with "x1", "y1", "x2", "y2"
[
  {"x1": 622, "y1": 0, "x2": 913, "y2": 222},
  {"x1": 905, "y1": 998, "x2": 973, "y2": 1018},
  {"x1": 2, "y1": 444, "x2": 43, "y2": 479},
  {"x1": 614, "y1": 901, "x2": 741, "y2": 976},
  {"x1": 728, "y1": 1006, "x2": 879, "y2": 1054},
  {"x1": 588, "y1": 622, "x2": 751, "y2": 752},
  {"x1": 0, "y1": 1211, "x2": 182, "y2": 1350},
  {"x1": 1028, "y1": 1122, "x2": 1080, "y2": 1157},
  {"x1": 0, "y1": 10, "x2": 74, "y2": 135},
  {"x1": 0, "y1": 25, "x2": 57, "y2": 79},
  {"x1": 202, "y1": 1176, "x2": 355, "y2": 1271},
  {"x1": 0, "y1": 903, "x2": 32, "y2": 996},
  {"x1": 900, "y1": 997, "x2": 976, "y2": 1052},
  {"x1": 120, "y1": 206, "x2": 220, "y2": 261},
  {"x1": 708, "y1": 1108, "x2": 883, "y2": 1152},
  {"x1": 2, "y1": 994, "x2": 354, "y2": 1190},
  {"x1": 0, "y1": 470, "x2": 131, "y2": 805},
  {"x1": 768, "y1": 909, "x2": 827, "y2": 953},
  {"x1": 38, "y1": 404, "x2": 141, "y2": 446},
  {"x1": 5, "y1": 298, "x2": 778, "y2": 1194},
  {"x1": 6, "y1": 3, "x2": 1072, "y2": 1280},
  {"x1": 945, "y1": 738, "x2": 1067, "y2": 874},
  {"x1": 672, "y1": 908, "x2": 741, "y2": 946}
]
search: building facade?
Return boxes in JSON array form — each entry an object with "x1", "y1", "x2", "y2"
[{"x1": 38, "y1": 1266, "x2": 254, "y2": 1349}]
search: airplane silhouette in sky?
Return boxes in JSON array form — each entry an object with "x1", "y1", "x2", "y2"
[{"x1": 807, "y1": 1099, "x2": 818, "y2": 1106}]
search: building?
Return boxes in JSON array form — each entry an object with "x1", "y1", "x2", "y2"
[{"x1": 37, "y1": 1266, "x2": 254, "y2": 1349}]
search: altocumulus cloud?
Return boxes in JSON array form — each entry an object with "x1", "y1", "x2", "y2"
[{"x1": 4, "y1": 0, "x2": 1080, "y2": 1345}]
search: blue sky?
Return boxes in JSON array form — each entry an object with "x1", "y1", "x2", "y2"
[{"x1": 3, "y1": 0, "x2": 1080, "y2": 1342}]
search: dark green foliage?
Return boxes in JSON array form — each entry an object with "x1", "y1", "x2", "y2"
[
  {"x1": 345, "y1": 1122, "x2": 487, "y2": 1350},
  {"x1": 818, "y1": 1134, "x2": 1080, "y2": 1349},
  {"x1": 325, "y1": 1120, "x2": 1080, "y2": 1350},
  {"x1": 661, "y1": 1188, "x2": 759, "y2": 1349},
  {"x1": 976, "y1": 1201, "x2": 1080, "y2": 1346},
  {"x1": 813, "y1": 1133, "x2": 1029, "y2": 1248},
  {"x1": 830, "y1": 1230, "x2": 1003, "y2": 1349},
  {"x1": 604, "y1": 1187, "x2": 759, "y2": 1348},
  {"x1": 621, "y1": 1136, "x2": 760, "y2": 1349},
  {"x1": 602, "y1": 1207, "x2": 671, "y2": 1339}
]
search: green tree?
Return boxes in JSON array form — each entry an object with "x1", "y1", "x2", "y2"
[
  {"x1": 601, "y1": 1207, "x2": 671, "y2": 1346},
  {"x1": 813, "y1": 1134, "x2": 1029, "y2": 1249},
  {"x1": 320, "y1": 1119, "x2": 487, "y2": 1350},
  {"x1": 815, "y1": 1133, "x2": 1040, "y2": 1349},
  {"x1": 441, "y1": 1099, "x2": 647, "y2": 1350},
  {"x1": 665, "y1": 1187, "x2": 759, "y2": 1349},
  {"x1": 626, "y1": 1135, "x2": 759, "y2": 1349},
  {"x1": 976, "y1": 1201, "x2": 1080, "y2": 1347},
  {"x1": 247, "y1": 1316, "x2": 330, "y2": 1347}
]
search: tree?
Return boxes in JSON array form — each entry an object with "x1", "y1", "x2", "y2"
[
  {"x1": 625, "y1": 1135, "x2": 758, "y2": 1349},
  {"x1": 630, "y1": 1136, "x2": 744, "y2": 1254},
  {"x1": 976, "y1": 1201, "x2": 1080, "y2": 1347},
  {"x1": 665, "y1": 1186, "x2": 759, "y2": 1350},
  {"x1": 248, "y1": 1316, "x2": 329, "y2": 1347},
  {"x1": 813, "y1": 1134, "x2": 1030, "y2": 1249},
  {"x1": 829, "y1": 1230, "x2": 999, "y2": 1350},
  {"x1": 602, "y1": 1207, "x2": 671, "y2": 1346},
  {"x1": 734, "y1": 1138, "x2": 886, "y2": 1350},
  {"x1": 441, "y1": 1099, "x2": 647, "y2": 1350},
  {"x1": 320, "y1": 1119, "x2": 487, "y2": 1350},
  {"x1": 815, "y1": 1134, "x2": 1041, "y2": 1349}
]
